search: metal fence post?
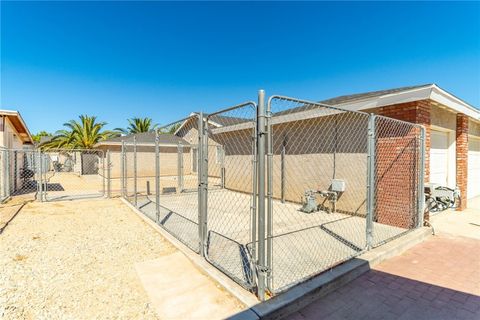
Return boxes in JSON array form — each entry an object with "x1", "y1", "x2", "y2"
[
  {"x1": 121, "y1": 140, "x2": 125, "y2": 198},
  {"x1": 366, "y1": 114, "x2": 376, "y2": 250},
  {"x1": 281, "y1": 145, "x2": 285, "y2": 203},
  {"x1": 106, "y1": 150, "x2": 111, "y2": 198},
  {"x1": 38, "y1": 150, "x2": 43, "y2": 202},
  {"x1": 250, "y1": 117, "x2": 258, "y2": 277},
  {"x1": 266, "y1": 96, "x2": 273, "y2": 292},
  {"x1": 417, "y1": 126, "x2": 426, "y2": 228},
  {"x1": 5, "y1": 150, "x2": 10, "y2": 199},
  {"x1": 197, "y1": 113, "x2": 208, "y2": 257},
  {"x1": 102, "y1": 151, "x2": 106, "y2": 196},
  {"x1": 257, "y1": 89, "x2": 267, "y2": 301},
  {"x1": 133, "y1": 136, "x2": 138, "y2": 206},
  {"x1": 155, "y1": 130, "x2": 160, "y2": 223},
  {"x1": 177, "y1": 142, "x2": 183, "y2": 194}
]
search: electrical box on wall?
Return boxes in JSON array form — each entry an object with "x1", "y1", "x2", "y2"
[{"x1": 331, "y1": 179, "x2": 346, "y2": 192}]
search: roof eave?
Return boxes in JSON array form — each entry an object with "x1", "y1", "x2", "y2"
[
  {"x1": 0, "y1": 109, "x2": 34, "y2": 144},
  {"x1": 333, "y1": 85, "x2": 479, "y2": 121}
]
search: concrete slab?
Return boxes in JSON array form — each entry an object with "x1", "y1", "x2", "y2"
[
  {"x1": 135, "y1": 251, "x2": 244, "y2": 320},
  {"x1": 430, "y1": 195, "x2": 480, "y2": 239},
  {"x1": 133, "y1": 188, "x2": 410, "y2": 293}
]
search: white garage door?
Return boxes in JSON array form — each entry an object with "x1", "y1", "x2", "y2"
[
  {"x1": 468, "y1": 138, "x2": 480, "y2": 199},
  {"x1": 430, "y1": 131, "x2": 449, "y2": 186}
]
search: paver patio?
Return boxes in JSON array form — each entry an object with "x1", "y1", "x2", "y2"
[{"x1": 286, "y1": 198, "x2": 480, "y2": 320}]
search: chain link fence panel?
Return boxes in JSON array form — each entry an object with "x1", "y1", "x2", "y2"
[
  {"x1": 203, "y1": 102, "x2": 258, "y2": 290},
  {"x1": 41, "y1": 149, "x2": 105, "y2": 201},
  {"x1": 372, "y1": 115, "x2": 423, "y2": 247},
  {"x1": 265, "y1": 96, "x2": 371, "y2": 294}
]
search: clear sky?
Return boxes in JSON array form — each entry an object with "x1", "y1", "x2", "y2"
[{"x1": 1, "y1": 1, "x2": 479, "y2": 134}]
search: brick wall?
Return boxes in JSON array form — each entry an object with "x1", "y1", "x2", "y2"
[
  {"x1": 374, "y1": 121, "x2": 420, "y2": 228},
  {"x1": 373, "y1": 100, "x2": 431, "y2": 181},
  {"x1": 368, "y1": 100, "x2": 432, "y2": 227},
  {"x1": 456, "y1": 114, "x2": 468, "y2": 210}
]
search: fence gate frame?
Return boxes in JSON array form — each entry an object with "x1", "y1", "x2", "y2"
[
  {"x1": 198, "y1": 98, "x2": 261, "y2": 294},
  {"x1": 38, "y1": 149, "x2": 107, "y2": 202}
]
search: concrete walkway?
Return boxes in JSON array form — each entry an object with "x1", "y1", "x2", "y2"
[
  {"x1": 286, "y1": 199, "x2": 480, "y2": 320},
  {"x1": 135, "y1": 251, "x2": 244, "y2": 319}
]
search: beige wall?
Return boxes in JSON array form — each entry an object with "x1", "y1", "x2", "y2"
[
  {"x1": 431, "y1": 107, "x2": 457, "y2": 131},
  {"x1": 2, "y1": 117, "x2": 27, "y2": 192},
  {"x1": 469, "y1": 119, "x2": 480, "y2": 138},
  {"x1": 212, "y1": 114, "x2": 369, "y2": 216}
]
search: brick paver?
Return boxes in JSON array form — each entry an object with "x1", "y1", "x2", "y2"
[{"x1": 287, "y1": 234, "x2": 480, "y2": 320}]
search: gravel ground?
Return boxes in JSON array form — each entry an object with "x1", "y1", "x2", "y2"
[{"x1": 0, "y1": 198, "x2": 179, "y2": 319}]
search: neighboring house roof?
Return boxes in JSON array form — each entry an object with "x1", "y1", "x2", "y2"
[
  {"x1": 95, "y1": 131, "x2": 189, "y2": 147},
  {"x1": 211, "y1": 84, "x2": 480, "y2": 134},
  {"x1": 0, "y1": 109, "x2": 34, "y2": 144},
  {"x1": 319, "y1": 84, "x2": 433, "y2": 106},
  {"x1": 317, "y1": 83, "x2": 479, "y2": 120},
  {"x1": 172, "y1": 111, "x2": 252, "y2": 136},
  {"x1": 38, "y1": 136, "x2": 53, "y2": 144}
]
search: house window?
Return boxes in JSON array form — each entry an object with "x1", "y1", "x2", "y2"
[{"x1": 216, "y1": 146, "x2": 224, "y2": 165}]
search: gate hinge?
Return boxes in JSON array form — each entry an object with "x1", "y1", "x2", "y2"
[{"x1": 256, "y1": 264, "x2": 271, "y2": 276}]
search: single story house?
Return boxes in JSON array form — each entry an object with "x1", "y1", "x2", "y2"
[
  {"x1": 318, "y1": 84, "x2": 479, "y2": 211},
  {"x1": 0, "y1": 109, "x2": 33, "y2": 149},
  {"x1": 97, "y1": 84, "x2": 479, "y2": 221},
  {"x1": 0, "y1": 110, "x2": 34, "y2": 197},
  {"x1": 96, "y1": 132, "x2": 202, "y2": 179}
]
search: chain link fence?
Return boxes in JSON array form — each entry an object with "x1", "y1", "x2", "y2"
[
  {"x1": 41, "y1": 149, "x2": 106, "y2": 201},
  {"x1": 0, "y1": 148, "x2": 42, "y2": 202},
  {"x1": 265, "y1": 96, "x2": 371, "y2": 294},
  {"x1": 372, "y1": 115, "x2": 424, "y2": 247},
  {"x1": 115, "y1": 92, "x2": 425, "y2": 300},
  {"x1": 203, "y1": 102, "x2": 258, "y2": 289},
  {"x1": 0, "y1": 91, "x2": 425, "y2": 301}
]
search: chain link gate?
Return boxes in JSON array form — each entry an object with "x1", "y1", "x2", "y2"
[
  {"x1": 40, "y1": 149, "x2": 106, "y2": 201},
  {"x1": 0, "y1": 148, "x2": 43, "y2": 202},
  {"x1": 201, "y1": 101, "x2": 258, "y2": 290},
  {"x1": 263, "y1": 96, "x2": 425, "y2": 295},
  {"x1": 121, "y1": 116, "x2": 203, "y2": 253}
]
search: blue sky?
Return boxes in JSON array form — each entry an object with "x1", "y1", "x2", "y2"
[{"x1": 1, "y1": 1, "x2": 479, "y2": 134}]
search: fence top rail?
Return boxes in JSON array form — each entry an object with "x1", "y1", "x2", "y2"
[
  {"x1": 374, "y1": 114, "x2": 425, "y2": 130},
  {"x1": 0, "y1": 147, "x2": 38, "y2": 152},
  {"x1": 267, "y1": 94, "x2": 370, "y2": 116},
  {"x1": 156, "y1": 114, "x2": 199, "y2": 133},
  {"x1": 206, "y1": 101, "x2": 257, "y2": 119},
  {"x1": 41, "y1": 148, "x2": 104, "y2": 153},
  {"x1": 268, "y1": 95, "x2": 424, "y2": 130}
]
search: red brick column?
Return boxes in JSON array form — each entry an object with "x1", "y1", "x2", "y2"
[
  {"x1": 375, "y1": 101, "x2": 431, "y2": 182},
  {"x1": 456, "y1": 113, "x2": 468, "y2": 210},
  {"x1": 373, "y1": 101, "x2": 432, "y2": 226}
]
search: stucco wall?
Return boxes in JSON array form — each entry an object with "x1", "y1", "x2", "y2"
[
  {"x1": 431, "y1": 107, "x2": 456, "y2": 131},
  {"x1": 469, "y1": 119, "x2": 480, "y2": 138},
  {"x1": 210, "y1": 113, "x2": 369, "y2": 216}
]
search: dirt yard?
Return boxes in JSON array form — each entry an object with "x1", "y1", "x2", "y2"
[{"x1": 0, "y1": 198, "x2": 234, "y2": 319}]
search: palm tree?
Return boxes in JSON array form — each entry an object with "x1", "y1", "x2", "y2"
[
  {"x1": 41, "y1": 115, "x2": 118, "y2": 150},
  {"x1": 115, "y1": 117, "x2": 157, "y2": 135}
]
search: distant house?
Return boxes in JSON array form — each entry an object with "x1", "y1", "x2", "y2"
[
  {"x1": 0, "y1": 110, "x2": 34, "y2": 149},
  {"x1": 95, "y1": 132, "x2": 194, "y2": 179},
  {"x1": 0, "y1": 110, "x2": 34, "y2": 198}
]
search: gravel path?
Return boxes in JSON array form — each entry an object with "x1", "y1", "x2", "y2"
[{"x1": 0, "y1": 198, "x2": 179, "y2": 319}]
